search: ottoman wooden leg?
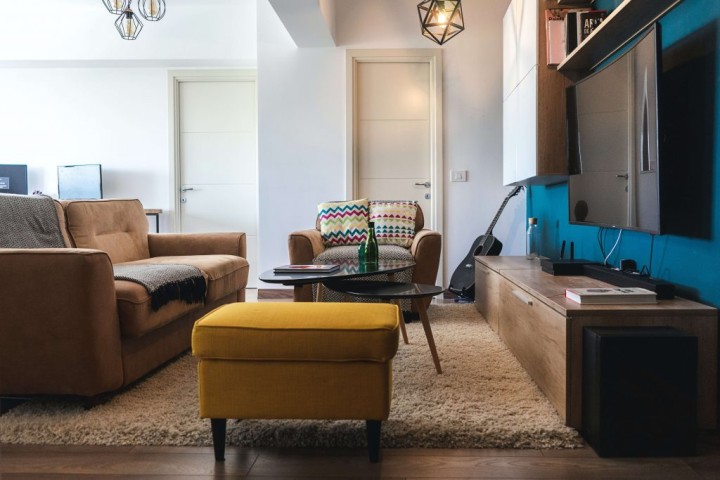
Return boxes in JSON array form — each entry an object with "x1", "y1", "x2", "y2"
[
  {"x1": 211, "y1": 418, "x2": 227, "y2": 462},
  {"x1": 366, "y1": 419, "x2": 382, "y2": 463}
]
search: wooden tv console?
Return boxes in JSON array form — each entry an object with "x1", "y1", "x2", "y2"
[{"x1": 474, "y1": 256, "x2": 718, "y2": 429}]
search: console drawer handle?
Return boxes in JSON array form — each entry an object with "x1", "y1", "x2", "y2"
[{"x1": 511, "y1": 289, "x2": 533, "y2": 306}]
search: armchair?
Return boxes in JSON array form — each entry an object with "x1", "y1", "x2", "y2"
[{"x1": 288, "y1": 202, "x2": 441, "y2": 312}]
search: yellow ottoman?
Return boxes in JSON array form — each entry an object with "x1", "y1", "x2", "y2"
[{"x1": 191, "y1": 302, "x2": 400, "y2": 462}]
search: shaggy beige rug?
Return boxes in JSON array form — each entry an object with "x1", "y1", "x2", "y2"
[{"x1": 0, "y1": 304, "x2": 582, "y2": 449}]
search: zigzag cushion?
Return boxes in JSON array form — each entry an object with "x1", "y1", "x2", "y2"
[
  {"x1": 369, "y1": 200, "x2": 417, "y2": 248},
  {"x1": 317, "y1": 199, "x2": 369, "y2": 247}
]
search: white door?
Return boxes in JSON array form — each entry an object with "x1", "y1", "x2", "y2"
[
  {"x1": 348, "y1": 50, "x2": 443, "y2": 281},
  {"x1": 356, "y1": 61, "x2": 432, "y2": 215},
  {"x1": 175, "y1": 75, "x2": 258, "y2": 288}
]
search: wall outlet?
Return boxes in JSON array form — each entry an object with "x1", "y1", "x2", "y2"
[{"x1": 451, "y1": 170, "x2": 468, "y2": 182}]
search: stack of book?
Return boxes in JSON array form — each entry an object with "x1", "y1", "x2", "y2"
[
  {"x1": 545, "y1": 6, "x2": 607, "y2": 65},
  {"x1": 565, "y1": 287, "x2": 658, "y2": 305}
]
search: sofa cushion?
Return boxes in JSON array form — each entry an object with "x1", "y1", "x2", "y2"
[
  {"x1": 115, "y1": 254, "x2": 248, "y2": 337},
  {"x1": 317, "y1": 198, "x2": 369, "y2": 247},
  {"x1": 122, "y1": 255, "x2": 248, "y2": 302},
  {"x1": 369, "y1": 200, "x2": 417, "y2": 248},
  {"x1": 64, "y1": 199, "x2": 150, "y2": 263}
]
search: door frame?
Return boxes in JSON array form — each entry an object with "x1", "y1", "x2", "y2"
[
  {"x1": 346, "y1": 49, "x2": 444, "y2": 280},
  {"x1": 168, "y1": 69, "x2": 257, "y2": 232}
]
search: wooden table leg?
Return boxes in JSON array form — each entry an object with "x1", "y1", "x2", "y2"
[
  {"x1": 412, "y1": 298, "x2": 442, "y2": 374},
  {"x1": 394, "y1": 299, "x2": 409, "y2": 344},
  {"x1": 316, "y1": 283, "x2": 324, "y2": 302}
]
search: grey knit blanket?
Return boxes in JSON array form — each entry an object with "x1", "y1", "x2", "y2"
[
  {"x1": 0, "y1": 193, "x2": 66, "y2": 248},
  {"x1": 113, "y1": 264, "x2": 207, "y2": 311}
]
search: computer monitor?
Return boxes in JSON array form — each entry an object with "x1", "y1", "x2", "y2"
[
  {"x1": 0, "y1": 164, "x2": 28, "y2": 195},
  {"x1": 57, "y1": 164, "x2": 103, "y2": 200}
]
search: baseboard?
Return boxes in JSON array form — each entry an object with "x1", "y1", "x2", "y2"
[{"x1": 258, "y1": 289, "x2": 294, "y2": 300}]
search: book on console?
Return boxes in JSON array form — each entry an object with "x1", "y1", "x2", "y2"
[
  {"x1": 273, "y1": 264, "x2": 340, "y2": 274},
  {"x1": 565, "y1": 287, "x2": 658, "y2": 305}
]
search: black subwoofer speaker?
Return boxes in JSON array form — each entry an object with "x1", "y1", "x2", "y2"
[{"x1": 582, "y1": 327, "x2": 698, "y2": 457}]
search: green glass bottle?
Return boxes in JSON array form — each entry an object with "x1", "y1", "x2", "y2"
[{"x1": 364, "y1": 221, "x2": 379, "y2": 266}]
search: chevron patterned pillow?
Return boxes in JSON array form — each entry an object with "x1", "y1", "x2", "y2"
[
  {"x1": 369, "y1": 200, "x2": 417, "y2": 248},
  {"x1": 317, "y1": 199, "x2": 369, "y2": 247}
]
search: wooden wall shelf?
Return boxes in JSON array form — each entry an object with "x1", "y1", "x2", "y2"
[{"x1": 557, "y1": 0, "x2": 683, "y2": 71}]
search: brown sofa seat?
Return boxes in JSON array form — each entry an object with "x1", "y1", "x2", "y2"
[{"x1": 116, "y1": 255, "x2": 249, "y2": 338}]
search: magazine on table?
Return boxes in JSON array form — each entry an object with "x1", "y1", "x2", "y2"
[{"x1": 273, "y1": 264, "x2": 340, "y2": 274}]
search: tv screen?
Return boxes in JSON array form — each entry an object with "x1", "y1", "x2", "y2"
[
  {"x1": 58, "y1": 164, "x2": 103, "y2": 200},
  {"x1": 567, "y1": 25, "x2": 661, "y2": 234},
  {"x1": 0, "y1": 164, "x2": 28, "y2": 195}
]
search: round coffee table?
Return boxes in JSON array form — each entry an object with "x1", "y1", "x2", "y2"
[
  {"x1": 259, "y1": 260, "x2": 415, "y2": 300},
  {"x1": 324, "y1": 280, "x2": 445, "y2": 374}
]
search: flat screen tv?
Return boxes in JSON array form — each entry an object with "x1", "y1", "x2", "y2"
[
  {"x1": 57, "y1": 164, "x2": 103, "y2": 200},
  {"x1": 567, "y1": 25, "x2": 661, "y2": 234},
  {"x1": 0, "y1": 164, "x2": 28, "y2": 195}
]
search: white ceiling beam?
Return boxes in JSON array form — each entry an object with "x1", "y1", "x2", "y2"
[{"x1": 268, "y1": 0, "x2": 337, "y2": 47}]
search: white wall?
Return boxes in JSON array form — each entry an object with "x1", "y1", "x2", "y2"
[
  {"x1": 0, "y1": 0, "x2": 257, "y2": 232},
  {"x1": 258, "y1": 0, "x2": 524, "y2": 287},
  {"x1": 3, "y1": 0, "x2": 524, "y2": 287}
]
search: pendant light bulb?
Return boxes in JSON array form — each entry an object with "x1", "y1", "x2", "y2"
[
  {"x1": 138, "y1": 0, "x2": 167, "y2": 21},
  {"x1": 102, "y1": 0, "x2": 130, "y2": 15}
]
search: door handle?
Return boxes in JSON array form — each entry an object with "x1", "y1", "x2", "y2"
[
  {"x1": 181, "y1": 187, "x2": 195, "y2": 192},
  {"x1": 414, "y1": 181, "x2": 431, "y2": 188}
]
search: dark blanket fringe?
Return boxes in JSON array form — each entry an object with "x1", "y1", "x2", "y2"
[{"x1": 149, "y1": 275, "x2": 207, "y2": 311}]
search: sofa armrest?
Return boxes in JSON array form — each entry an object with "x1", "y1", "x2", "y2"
[
  {"x1": 0, "y1": 248, "x2": 124, "y2": 397},
  {"x1": 410, "y1": 229, "x2": 442, "y2": 285},
  {"x1": 148, "y1": 232, "x2": 246, "y2": 258},
  {"x1": 288, "y1": 229, "x2": 326, "y2": 265},
  {"x1": 287, "y1": 230, "x2": 326, "y2": 303}
]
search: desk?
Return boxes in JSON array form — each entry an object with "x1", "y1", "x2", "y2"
[
  {"x1": 144, "y1": 209, "x2": 162, "y2": 233},
  {"x1": 474, "y1": 256, "x2": 717, "y2": 429}
]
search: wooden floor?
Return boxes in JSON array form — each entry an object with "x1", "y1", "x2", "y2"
[
  {"x1": 2, "y1": 438, "x2": 719, "y2": 479},
  {"x1": 2, "y1": 291, "x2": 719, "y2": 479}
]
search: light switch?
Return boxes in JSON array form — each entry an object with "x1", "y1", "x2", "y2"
[{"x1": 451, "y1": 170, "x2": 468, "y2": 182}]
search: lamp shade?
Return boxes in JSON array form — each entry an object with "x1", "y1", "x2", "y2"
[
  {"x1": 138, "y1": 0, "x2": 166, "y2": 21},
  {"x1": 115, "y1": 8, "x2": 143, "y2": 40},
  {"x1": 102, "y1": 0, "x2": 130, "y2": 15},
  {"x1": 417, "y1": 0, "x2": 465, "y2": 45}
]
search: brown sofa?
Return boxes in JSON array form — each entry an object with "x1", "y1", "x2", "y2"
[
  {"x1": 0, "y1": 198, "x2": 249, "y2": 400},
  {"x1": 288, "y1": 203, "x2": 441, "y2": 311}
]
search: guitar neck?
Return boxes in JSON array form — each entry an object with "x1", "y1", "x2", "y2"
[{"x1": 485, "y1": 187, "x2": 521, "y2": 235}]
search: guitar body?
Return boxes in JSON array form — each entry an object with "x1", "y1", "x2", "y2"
[
  {"x1": 448, "y1": 235, "x2": 503, "y2": 299},
  {"x1": 448, "y1": 186, "x2": 522, "y2": 300}
]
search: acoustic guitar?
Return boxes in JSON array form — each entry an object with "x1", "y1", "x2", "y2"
[{"x1": 448, "y1": 186, "x2": 523, "y2": 300}]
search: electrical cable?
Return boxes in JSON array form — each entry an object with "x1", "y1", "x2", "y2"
[{"x1": 603, "y1": 229, "x2": 623, "y2": 266}]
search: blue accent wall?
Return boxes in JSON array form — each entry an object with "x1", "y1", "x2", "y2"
[{"x1": 529, "y1": 0, "x2": 720, "y2": 306}]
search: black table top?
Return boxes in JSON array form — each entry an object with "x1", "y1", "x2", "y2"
[
  {"x1": 324, "y1": 280, "x2": 445, "y2": 299},
  {"x1": 259, "y1": 260, "x2": 415, "y2": 286}
]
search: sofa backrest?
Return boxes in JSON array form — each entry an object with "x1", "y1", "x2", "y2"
[{"x1": 63, "y1": 199, "x2": 150, "y2": 263}]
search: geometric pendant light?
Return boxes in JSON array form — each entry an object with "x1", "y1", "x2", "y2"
[
  {"x1": 417, "y1": 0, "x2": 465, "y2": 45},
  {"x1": 115, "y1": 7, "x2": 144, "y2": 40},
  {"x1": 102, "y1": 0, "x2": 130, "y2": 15},
  {"x1": 137, "y1": 0, "x2": 166, "y2": 21},
  {"x1": 102, "y1": 0, "x2": 166, "y2": 40}
]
